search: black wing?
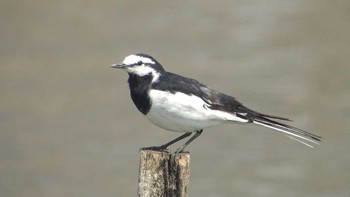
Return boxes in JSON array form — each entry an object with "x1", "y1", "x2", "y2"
[
  {"x1": 153, "y1": 72, "x2": 321, "y2": 146},
  {"x1": 198, "y1": 84, "x2": 321, "y2": 146},
  {"x1": 153, "y1": 72, "x2": 289, "y2": 121}
]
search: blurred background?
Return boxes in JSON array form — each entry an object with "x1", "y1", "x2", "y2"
[{"x1": 1, "y1": 0, "x2": 349, "y2": 196}]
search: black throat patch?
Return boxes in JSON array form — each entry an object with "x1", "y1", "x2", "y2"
[{"x1": 127, "y1": 73, "x2": 152, "y2": 115}]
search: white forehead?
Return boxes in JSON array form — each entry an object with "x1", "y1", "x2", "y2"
[{"x1": 122, "y1": 54, "x2": 155, "y2": 65}]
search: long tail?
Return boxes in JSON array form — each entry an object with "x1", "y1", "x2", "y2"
[{"x1": 251, "y1": 113, "x2": 321, "y2": 147}]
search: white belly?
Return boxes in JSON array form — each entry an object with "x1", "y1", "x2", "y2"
[{"x1": 146, "y1": 90, "x2": 246, "y2": 132}]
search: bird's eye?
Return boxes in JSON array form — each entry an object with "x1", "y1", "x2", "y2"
[{"x1": 137, "y1": 61, "x2": 143, "y2": 65}]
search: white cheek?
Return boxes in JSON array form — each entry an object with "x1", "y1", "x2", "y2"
[
  {"x1": 126, "y1": 65, "x2": 151, "y2": 76},
  {"x1": 127, "y1": 65, "x2": 160, "y2": 82}
]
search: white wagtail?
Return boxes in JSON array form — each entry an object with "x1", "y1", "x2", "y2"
[{"x1": 111, "y1": 53, "x2": 321, "y2": 152}]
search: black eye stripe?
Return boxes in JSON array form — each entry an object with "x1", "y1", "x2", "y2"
[{"x1": 137, "y1": 61, "x2": 143, "y2": 65}]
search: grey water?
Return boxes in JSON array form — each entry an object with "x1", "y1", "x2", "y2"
[{"x1": 1, "y1": 1, "x2": 349, "y2": 196}]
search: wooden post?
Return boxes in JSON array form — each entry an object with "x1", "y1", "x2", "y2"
[{"x1": 138, "y1": 148, "x2": 190, "y2": 197}]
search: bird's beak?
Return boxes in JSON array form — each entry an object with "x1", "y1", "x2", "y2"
[{"x1": 111, "y1": 63, "x2": 126, "y2": 69}]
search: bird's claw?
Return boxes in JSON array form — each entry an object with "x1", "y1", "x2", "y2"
[{"x1": 142, "y1": 145, "x2": 169, "y2": 152}]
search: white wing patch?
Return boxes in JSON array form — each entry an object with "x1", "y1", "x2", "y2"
[{"x1": 237, "y1": 112, "x2": 248, "y2": 117}]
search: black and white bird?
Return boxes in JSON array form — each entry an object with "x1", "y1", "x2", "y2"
[{"x1": 111, "y1": 53, "x2": 321, "y2": 152}]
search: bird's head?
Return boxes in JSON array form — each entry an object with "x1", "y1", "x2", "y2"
[{"x1": 111, "y1": 53, "x2": 165, "y2": 82}]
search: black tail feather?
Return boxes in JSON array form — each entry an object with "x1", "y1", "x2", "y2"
[
  {"x1": 251, "y1": 113, "x2": 321, "y2": 146},
  {"x1": 255, "y1": 112, "x2": 292, "y2": 121}
]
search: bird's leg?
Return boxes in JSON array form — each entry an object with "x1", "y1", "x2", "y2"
[
  {"x1": 149, "y1": 132, "x2": 192, "y2": 150},
  {"x1": 175, "y1": 130, "x2": 203, "y2": 153}
]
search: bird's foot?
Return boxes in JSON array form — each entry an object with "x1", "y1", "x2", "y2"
[
  {"x1": 174, "y1": 146, "x2": 189, "y2": 154},
  {"x1": 142, "y1": 145, "x2": 170, "y2": 152}
]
